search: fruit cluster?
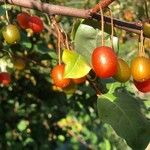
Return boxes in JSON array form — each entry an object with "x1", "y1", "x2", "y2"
[
  {"x1": 2, "y1": 12, "x2": 43, "y2": 45},
  {"x1": 51, "y1": 44, "x2": 150, "y2": 93},
  {"x1": 0, "y1": 12, "x2": 44, "y2": 86},
  {"x1": 91, "y1": 45, "x2": 150, "y2": 93},
  {"x1": 1, "y1": 11, "x2": 150, "y2": 94},
  {"x1": 17, "y1": 12, "x2": 44, "y2": 33}
]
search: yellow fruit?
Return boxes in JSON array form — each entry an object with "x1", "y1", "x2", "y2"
[
  {"x1": 13, "y1": 58, "x2": 26, "y2": 70},
  {"x1": 2, "y1": 24, "x2": 21, "y2": 44}
]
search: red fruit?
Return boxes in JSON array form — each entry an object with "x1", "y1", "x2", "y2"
[
  {"x1": 73, "y1": 76, "x2": 86, "y2": 84},
  {"x1": 28, "y1": 16, "x2": 44, "y2": 33},
  {"x1": 0, "y1": 72, "x2": 11, "y2": 86},
  {"x1": 92, "y1": 46, "x2": 118, "y2": 78},
  {"x1": 51, "y1": 64, "x2": 71, "y2": 88},
  {"x1": 17, "y1": 12, "x2": 31, "y2": 29},
  {"x1": 134, "y1": 79, "x2": 150, "y2": 93}
]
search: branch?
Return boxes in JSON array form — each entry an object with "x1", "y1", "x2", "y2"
[
  {"x1": 91, "y1": 0, "x2": 115, "y2": 13},
  {"x1": 92, "y1": 13, "x2": 142, "y2": 34},
  {"x1": 0, "y1": 0, "x2": 91, "y2": 18},
  {"x1": 0, "y1": 0, "x2": 146, "y2": 37}
]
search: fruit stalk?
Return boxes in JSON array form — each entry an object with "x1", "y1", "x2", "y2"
[
  {"x1": 4, "y1": 0, "x2": 10, "y2": 23},
  {"x1": 109, "y1": 9, "x2": 114, "y2": 49},
  {"x1": 52, "y1": 18, "x2": 62, "y2": 65},
  {"x1": 99, "y1": 5, "x2": 104, "y2": 46}
]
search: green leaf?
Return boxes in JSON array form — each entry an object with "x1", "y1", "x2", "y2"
[
  {"x1": 97, "y1": 89, "x2": 150, "y2": 150},
  {"x1": 20, "y1": 32, "x2": 32, "y2": 49},
  {"x1": 99, "y1": 138, "x2": 111, "y2": 150},
  {"x1": 23, "y1": 137, "x2": 34, "y2": 145},
  {"x1": 71, "y1": 19, "x2": 81, "y2": 40},
  {"x1": 74, "y1": 20, "x2": 118, "y2": 64},
  {"x1": 33, "y1": 42, "x2": 49, "y2": 54},
  {"x1": 0, "y1": 6, "x2": 5, "y2": 16},
  {"x1": 17, "y1": 120, "x2": 29, "y2": 132},
  {"x1": 62, "y1": 49, "x2": 91, "y2": 78},
  {"x1": 74, "y1": 22, "x2": 99, "y2": 64}
]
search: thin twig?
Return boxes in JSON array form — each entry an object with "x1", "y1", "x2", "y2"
[
  {"x1": 4, "y1": 0, "x2": 10, "y2": 23},
  {"x1": 140, "y1": 30, "x2": 145, "y2": 55},
  {"x1": 51, "y1": 16, "x2": 62, "y2": 64}
]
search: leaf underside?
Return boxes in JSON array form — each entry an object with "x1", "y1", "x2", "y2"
[
  {"x1": 62, "y1": 49, "x2": 91, "y2": 78},
  {"x1": 74, "y1": 19, "x2": 118, "y2": 64},
  {"x1": 97, "y1": 89, "x2": 150, "y2": 150}
]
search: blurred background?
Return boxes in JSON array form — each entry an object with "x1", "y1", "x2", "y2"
[{"x1": 0, "y1": 0, "x2": 149, "y2": 149}]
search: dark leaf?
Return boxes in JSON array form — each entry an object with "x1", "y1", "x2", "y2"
[{"x1": 97, "y1": 88, "x2": 150, "y2": 150}]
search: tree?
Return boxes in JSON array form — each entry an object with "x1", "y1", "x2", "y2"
[{"x1": 0, "y1": 0, "x2": 149, "y2": 149}]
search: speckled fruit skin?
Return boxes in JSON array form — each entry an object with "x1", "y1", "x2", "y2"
[
  {"x1": 131, "y1": 56, "x2": 150, "y2": 82},
  {"x1": 17, "y1": 12, "x2": 31, "y2": 29},
  {"x1": 92, "y1": 46, "x2": 118, "y2": 78},
  {"x1": 0, "y1": 72, "x2": 11, "y2": 86},
  {"x1": 2, "y1": 24, "x2": 21, "y2": 44},
  {"x1": 134, "y1": 79, "x2": 150, "y2": 93},
  {"x1": 28, "y1": 16, "x2": 44, "y2": 33},
  {"x1": 113, "y1": 58, "x2": 131, "y2": 82},
  {"x1": 51, "y1": 64, "x2": 71, "y2": 88}
]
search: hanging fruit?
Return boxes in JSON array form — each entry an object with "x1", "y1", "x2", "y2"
[
  {"x1": 92, "y1": 46, "x2": 118, "y2": 78},
  {"x1": 17, "y1": 12, "x2": 31, "y2": 29},
  {"x1": 131, "y1": 56, "x2": 150, "y2": 82},
  {"x1": 134, "y1": 79, "x2": 150, "y2": 93},
  {"x1": 28, "y1": 16, "x2": 44, "y2": 33},
  {"x1": 0, "y1": 72, "x2": 11, "y2": 86},
  {"x1": 113, "y1": 58, "x2": 131, "y2": 82},
  {"x1": 2, "y1": 24, "x2": 21, "y2": 44},
  {"x1": 51, "y1": 64, "x2": 71, "y2": 88}
]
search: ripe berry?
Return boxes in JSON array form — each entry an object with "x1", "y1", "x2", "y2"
[
  {"x1": 51, "y1": 64, "x2": 71, "y2": 88},
  {"x1": 17, "y1": 12, "x2": 31, "y2": 29},
  {"x1": 2, "y1": 24, "x2": 21, "y2": 44},
  {"x1": 113, "y1": 58, "x2": 131, "y2": 82},
  {"x1": 0, "y1": 72, "x2": 11, "y2": 86},
  {"x1": 131, "y1": 56, "x2": 150, "y2": 82},
  {"x1": 73, "y1": 76, "x2": 86, "y2": 84},
  {"x1": 28, "y1": 16, "x2": 44, "y2": 33},
  {"x1": 134, "y1": 79, "x2": 150, "y2": 93},
  {"x1": 92, "y1": 46, "x2": 117, "y2": 78}
]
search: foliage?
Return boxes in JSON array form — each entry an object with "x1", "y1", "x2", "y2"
[
  {"x1": 62, "y1": 49, "x2": 91, "y2": 78},
  {"x1": 0, "y1": 0, "x2": 149, "y2": 150},
  {"x1": 97, "y1": 87, "x2": 150, "y2": 150}
]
